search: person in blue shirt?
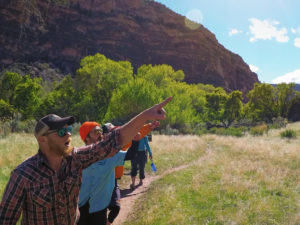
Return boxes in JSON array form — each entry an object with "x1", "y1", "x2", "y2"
[
  {"x1": 77, "y1": 122, "x2": 126, "y2": 225},
  {"x1": 130, "y1": 135, "x2": 152, "y2": 189}
]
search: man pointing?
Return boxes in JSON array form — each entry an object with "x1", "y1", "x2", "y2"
[{"x1": 0, "y1": 97, "x2": 172, "y2": 225}]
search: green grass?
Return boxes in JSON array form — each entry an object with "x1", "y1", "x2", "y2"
[
  {"x1": 0, "y1": 134, "x2": 85, "y2": 197},
  {"x1": 0, "y1": 133, "x2": 37, "y2": 195},
  {"x1": 280, "y1": 129, "x2": 296, "y2": 139},
  {"x1": 119, "y1": 134, "x2": 207, "y2": 187},
  {"x1": 124, "y1": 160, "x2": 296, "y2": 224},
  {"x1": 122, "y1": 123, "x2": 300, "y2": 225},
  {"x1": 2, "y1": 123, "x2": 300, "y2": 224}
]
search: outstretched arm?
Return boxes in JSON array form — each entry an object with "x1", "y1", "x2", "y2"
[
  {"x1": 138, "y1": 121, "x2": 159, "y2": 139},
  {"x1": 118, "y1": 97, "x2": 172, "y2": 148}
]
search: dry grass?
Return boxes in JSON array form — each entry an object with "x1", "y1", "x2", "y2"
[
  {"x1": 2, "y1": 123, "x2": 300, "y2": 224},
  {"x1": 125, "y1": 123, "x2": 300, "y2": 225},
  {"x1": 119, "y1": 134, "x2": 207, "y2": 188}
]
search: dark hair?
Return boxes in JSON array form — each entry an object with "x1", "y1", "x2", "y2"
[{"x1": 102, "y1": 125, "x2": 109, "y2": 134}]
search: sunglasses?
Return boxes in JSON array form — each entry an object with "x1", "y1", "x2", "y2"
[
  {"x1": 92, "y1": 128, "x2": 102, "y2": 135},
  {"x1": 45, "y1": 126, "x2": 73, "y2": 137}
]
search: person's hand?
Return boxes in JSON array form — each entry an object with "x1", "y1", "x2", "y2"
[
  {"x1": 143, "y1": 97, "x2": 172, "y2": 121},
  {"x1": 133, "y1": 132, "x2": 141, "y2": 141},
  {"x1": 118, "y1": 97, "x2": 172, "y2": 148},
  {"x1": 150, "y1": 121, "x2": 160, "y2": 130},
  {"x1": 149, "y1": 155, "x2": 153, "y2": 160}
]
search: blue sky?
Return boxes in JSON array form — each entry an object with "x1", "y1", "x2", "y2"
[{"x1": 155, "y1": 0, "x2": 300, "y2": 84}]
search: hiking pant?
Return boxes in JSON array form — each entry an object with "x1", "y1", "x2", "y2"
[
  {"x1": 78, "y1": 202, "x2": 107, "y2": 225},
  {"x1": 107, "y1": 180, "x2": 121, "y2": 223},
  {"x1": 130, "y1": 150, "x2": 147, "y2": 179}
]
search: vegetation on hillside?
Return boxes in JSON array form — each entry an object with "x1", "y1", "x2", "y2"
[{"x1": 0, "y1": 53, "x2": 299, "y2": 136}]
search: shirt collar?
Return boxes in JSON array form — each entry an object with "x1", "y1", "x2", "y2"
[
  {"x1": 37, "y1": 149, "x2": 73, "y2": 172},
  {"x1": 37, "y1": 149, "x2": 49, "y2": 167}
]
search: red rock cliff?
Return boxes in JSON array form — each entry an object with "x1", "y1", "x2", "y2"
[{"x1": 0, "y1": 0, "x2": 259, "y2": 93}]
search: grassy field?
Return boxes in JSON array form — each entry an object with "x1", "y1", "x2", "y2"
[
  {"x1": 122, "y1": 123, "x2": 300, "y2": 225},
  {"x1": 1, "y1": 123, "x2": 300, "y2": 224}
]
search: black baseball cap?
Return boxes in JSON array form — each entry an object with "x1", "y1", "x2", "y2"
[
  {"x1": 101, "y1": 123, "x2": 115, "y2": 134},
  {"x1": 34, "y1": 114, "x2": 75, "y2": 137}
]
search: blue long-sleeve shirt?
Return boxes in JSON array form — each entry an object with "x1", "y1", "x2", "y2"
[
  {"x1": 137, "y1": 136, "x2": 152, "y2": 156},
  {"x1": 78, "y1": 151, "x2": 126, "y2": 213}
]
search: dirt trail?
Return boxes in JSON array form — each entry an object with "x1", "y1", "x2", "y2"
[
  {"x1": 113, "y1": 145, "x2": 212, "y2": 225},
  {"x1": 113, "y1": 164, "x2": 189, "y2": 225}
]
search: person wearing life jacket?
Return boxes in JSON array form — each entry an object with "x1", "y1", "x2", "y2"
[{"x1": 113, "y1": 121, "x2": 160, "y2": 182}]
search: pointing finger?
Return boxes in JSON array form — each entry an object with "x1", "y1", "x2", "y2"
[{"x1": 157, "y1": 96, "x2": 173, "y2": 109}]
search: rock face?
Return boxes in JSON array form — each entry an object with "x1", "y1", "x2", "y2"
[{"x1": 0, "y1": 0, "x2": 259, "y2": 93}]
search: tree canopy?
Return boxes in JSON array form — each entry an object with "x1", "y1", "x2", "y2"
[{"x1": 0, "y1": 53, "x2": 298, "y2": 133}]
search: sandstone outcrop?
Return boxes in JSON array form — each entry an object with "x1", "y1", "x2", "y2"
[{"x1": 0, "y1": 0, "x2": 259, "y2": 93}]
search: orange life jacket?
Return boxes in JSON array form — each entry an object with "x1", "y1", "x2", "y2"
[{"x1": 115, "y1": 123, "x2": 153, "y2": 179}]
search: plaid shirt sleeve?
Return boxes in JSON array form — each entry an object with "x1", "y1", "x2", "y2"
[
  {"x1": 74, "y1": 129, "x2": 121, "y2": 169},
  {"x1": 0, "y1": 170, "x2": 25, "y2": 224}
]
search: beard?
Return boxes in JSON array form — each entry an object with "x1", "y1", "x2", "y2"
[
  {"x1": 97, "y1": 135, "x2": 102, "y2": 142},
  {"x1": 48, "y1": 138, "x2": 73, "y2": 157},
  {"x1": 88, "y1": 135, "x2": 102, "y2": 144}
]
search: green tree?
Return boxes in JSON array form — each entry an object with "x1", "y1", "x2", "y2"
[
  {"x1": 136, "y1": 64, "x2": 184, "y2": 87},
  {"x1": 71, "y1": 93, "x2": 98, "y2": 122},
  {"x1": 0, "y1": 72, "x2": 22, "y2": 104},
  {"x1": 188, "y1": 84, "x2": 207, "y2": 123},
  {"x1": 104, "y1": 78, "x2": 160, "y2": 124},
  {"x1": 196, "y1": 83, "x2": 217, "y2": 93},
  {"x1": 75, "y1": 53, "x2": 134, "y2": 120},
  {"x1": 162, "y1": 82, "x2": 197, "y2": 127},
  {"x1": 13, "y1": 75, "x2": 42, "y2": 119},
  {"x1": 245, "y1": 83, "x2": 278, "y2": 122},
  {"x1": 223, "y1": 90, "x2": 243, "y2": 127},
  {"x1": 275, "y1": 83, "x2": 296, "y2": 118},
  {"x1": 0, "y1": 99, "x2": 15, "y2": 121},
  {"x1": 205, "y1": 88, "x2": 228, "y2": 125},
  {"x1": 287, "y1": 93, "x2": 300, "y2": 121},
  {"x1": 37, "y1": 75, "x2": 76, "y2": 118},
  {"x1": 161, "y1": 82, "x2": 209, "y2": 131}
]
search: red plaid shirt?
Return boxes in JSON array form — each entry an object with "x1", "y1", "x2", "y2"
[{"x1": 0, "y1": 130, "x2": 120, "y2": 225}]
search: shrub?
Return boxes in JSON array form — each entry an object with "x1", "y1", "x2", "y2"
[
  {"x1": 223, "y1": 127, "x2": 244, "y2": 137},
  {"x1": 11, "y1": 119, "x2": 36, "y2": 133},
  {"x1": 176, "y1": 123, "x2": 209, "y2": 135},
  {"x1": 233, "y1": 118, "x2": 256, "y2": 127},
  {"x1": 0, "y1": 120, "x2": 11, "y2": 138},
  {"x1": 280, "y1": 129, "x2": 296, "y2": 139},
  {"x1": 208, "y1": 127, "x2": 217, "y2": 134},
  {"x1": 250, "y1": 124, "x2": 268, "y2": 136},
  {"x1": 160, "y1": 124, "x2": 179, "y2": 135},
  {"x1": 193, "y1": 127, "x2": 208, "y2": 136},
  {"x1": 8, "y1": 113, "x2": 36, "y2": 133},
  {"x1": 268, "y1": 117, "x2": 288, "y2": 130},
  {"x1": 214, "y1": 127, "x2": 225, "y2": 135},
  {"x1": 209, "y1": 127, "x2": 243, "y2": 137},
  {"x1": 237, "y1": 126, "x2": 249, "y2": 133},
  {"x1": 172, "y1": 123, "x2": 193, "y2": 135}
]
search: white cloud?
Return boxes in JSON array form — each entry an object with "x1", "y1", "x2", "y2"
[
  {"x1": 294, "y1": 38, "x2": 300, "y2": 48},
  {"x1": 272, "y1": 69, "x2": 300, "y2": 84},
  {"x1": 248, "y1": 18, "x2": 289, "y2": 43},
  {"x1": 229, "y1": 29, "x2": 242, "y2": 36},
  {"x1": 291, "y1": 27, "x2": 300, "y2": 34},
  {"x1": 249, "y1": 64, "x2": 259, "y2": 73}
]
